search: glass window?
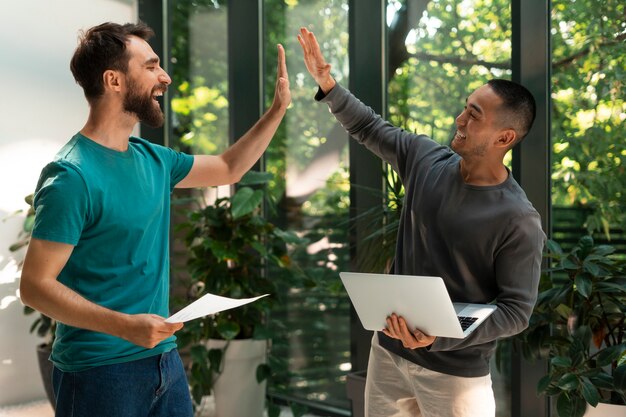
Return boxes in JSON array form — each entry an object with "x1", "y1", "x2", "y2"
[
  {"x1": 170, "y1": 0, "x2": 229, "y2": 156},
  {"x1": 551, "y1": 0, "x2": 625, "y2": 250},
  {"x1": 263, "y1": 0, "x2": 352, "y2": 411},
  {"x1": 385, "y1": 1, "x2": 513, "y2": 415}
]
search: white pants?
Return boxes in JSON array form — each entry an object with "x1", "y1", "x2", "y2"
[{"x1": 365, "y1": 335, "x2": 495, "y2": 417}]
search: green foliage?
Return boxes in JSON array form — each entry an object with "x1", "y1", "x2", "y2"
[
  {"x1": 387, "y1": 0, "x2": 512, "y2": 145},
  {"x1": 551, "y1": 0, "x2": 626, "y2": 236},
  {"x1": 9, "y1": 194, "x2": 57, "y2": 347},
  {"x1": 263, "y1": 0, "x2": 350, "y2": 205},
  {"x1": 175, "y1": 171, "x2": 309, "y2": 404},
  {"x1": 386, "y1": 0, "x2": 625, "y2": 235},
  {"x1": 170, "y1": 0, "x2": 229, "y2": 155},
  {"x1": 353, "y1": 168, "x2": 405, "y2": 273},
  {"x1": 511, "y1": 236, "x2": 626, "y2": 416},
  {"x1": 8, "y1": 194, "x2": 35, "y2": 253}
]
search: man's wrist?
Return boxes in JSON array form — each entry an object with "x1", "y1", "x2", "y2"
[{"x1": 319, "y1": 77, "x2": 336, "y2": 95}]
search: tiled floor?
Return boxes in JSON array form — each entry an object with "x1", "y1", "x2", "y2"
[
  {"x1": 0, "y1": 398, "x2": 316, "y2": 417},
  {"x1": 0, "y1": 400, "x2": 53, "y2": 417}
]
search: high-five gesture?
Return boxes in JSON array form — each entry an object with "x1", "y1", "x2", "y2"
[
  {"x1": 272, "y1": 43, "x2": 291, "y2": 111},
  {"x1": 297, "y1": 27, "x2": 336, "y2": 94}
]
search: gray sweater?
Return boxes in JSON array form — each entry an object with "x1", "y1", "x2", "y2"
[{"x1": 318, "y1": 84, "x2": 546, "y2": 377}]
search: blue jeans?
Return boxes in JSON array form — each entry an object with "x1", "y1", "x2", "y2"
[{"x1": 52, "y1": 349, "x2": 193, "y2": 417}]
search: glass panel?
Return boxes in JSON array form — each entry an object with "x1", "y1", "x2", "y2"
[
  {"x1": 385, "y1": 1, "x2": 513, "y2": 416},
  {"x1": 168, "y1": 1, "x2": 229, "y2": 405},
  {"x1": 551, "y1": 0, "x2": 626, "y2": 250},
  {"x1": 263, "y1": 0, "x2": 351, "y2": 410},
  {"x1": 549, "y1": 4, "x2": 624, "y2": 415},
  {"x1": 169, "y1": 0, "x2": 229, "y2": 275},
  {"x1": 170, "y1": 0, "x2": 229, "y2": 156}
]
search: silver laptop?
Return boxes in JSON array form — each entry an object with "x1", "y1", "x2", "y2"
[{"x1": 339, "y1": 272, "x2": 497, "y2": 339}]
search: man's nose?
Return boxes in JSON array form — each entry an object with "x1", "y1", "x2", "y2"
[
  {"x1": 456, "y1": 112, "x2": 466, "y2": 126},
  {"x1": 159, "y1": 68, "x2": 172, "y2": 85}
]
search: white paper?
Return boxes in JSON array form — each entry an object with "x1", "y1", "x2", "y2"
[{"x1": 166, "y1": 293, "x2": 269, "y2": 323}]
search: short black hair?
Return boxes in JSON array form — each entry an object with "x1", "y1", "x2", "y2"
[
  {"x1": 70, "y1": 21, "x2": 154, "y2": 103},
  {"x1": 487, "y1": 79, "x2": 536, "y2": 144}
]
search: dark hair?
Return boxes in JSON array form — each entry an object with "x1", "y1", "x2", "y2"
[
  {"x1": 487, "y1": 79, "x2": 536, "y2": 144},
  {"x1": 70, "y1": 22, "x2": 154, "y2": 103}
]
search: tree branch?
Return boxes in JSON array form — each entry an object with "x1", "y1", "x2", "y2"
[
  {"x1": 408, "y1": 51, "x2": 511, "y2": 70},
  {"x1": 553, "y1": 33, "x2": 626, "y2": 69}
]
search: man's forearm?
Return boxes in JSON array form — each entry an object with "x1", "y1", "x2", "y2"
[
  {"x1": 220, "y1": 104, "x2": 287, "y2": 179},
  {"x1": 20, "y1": 276, "x2": 130, "y2": 339}
]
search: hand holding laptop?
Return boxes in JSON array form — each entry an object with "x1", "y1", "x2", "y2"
[
  {"x1": 383, "y1": 313, "x2": 437, "y2": 348},
  {"x1": 339, "y1": 272, "x2": 497, "y2": 339}
]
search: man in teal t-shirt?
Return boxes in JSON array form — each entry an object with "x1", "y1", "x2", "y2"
[{"x1": 20, "y1": 22, "x2": 290, "y2": 417}]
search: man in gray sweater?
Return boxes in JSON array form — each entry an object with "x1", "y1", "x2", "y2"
[{"x1": 298, "y1": 28, "x2": 546, "y2": 417}]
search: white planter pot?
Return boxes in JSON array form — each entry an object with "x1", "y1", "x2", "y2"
[
  {"x1": 584, "y1": 402, "x2": 626, "y2": 417},
  {"x1": 207, "y1": 339, "x2": 268, "y2": 417}
]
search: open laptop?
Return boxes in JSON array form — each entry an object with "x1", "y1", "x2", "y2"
[{"x1": 339, "y1": 272, "x2": 497, "y2": 339}]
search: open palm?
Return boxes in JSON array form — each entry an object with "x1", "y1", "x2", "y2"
[{"x1": 297, "y1": 27, "x2": 336, "y2": 93}]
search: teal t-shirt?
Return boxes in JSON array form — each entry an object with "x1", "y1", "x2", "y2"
[{"x1": 31, "y1": 133, "x2": 194, "y2": 372}]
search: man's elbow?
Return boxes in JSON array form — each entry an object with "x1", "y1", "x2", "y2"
[{"x1": 19, "y1": 273, "x2": 41, "y2": 309}]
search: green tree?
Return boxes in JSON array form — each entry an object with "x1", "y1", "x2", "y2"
[{"x1": 551, "y1": 0, "x2": 625, "y2": 236}]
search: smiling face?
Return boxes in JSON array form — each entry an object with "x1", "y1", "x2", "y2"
[
  {"x1": 451, "y1": 84, "x2": 508, "y2": 159},
  {"x1": 121, "y1": 36, "x2": 171, "y2": 127}
]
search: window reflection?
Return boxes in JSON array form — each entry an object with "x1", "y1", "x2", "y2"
[
  {"x1": 170, "y1": 0, "x2": 229, "y2": 155},
  {"x1": 264, "y1": 0, "x2": 352, "y2": 409}
]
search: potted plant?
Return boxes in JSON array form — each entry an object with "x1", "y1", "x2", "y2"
[
  {"x1": 175, "y1": 171, "x2": 308, "y2": 417},
  {"x1": 9, "y1": 194, "x2": 57, "y2": 409},
  {"x1": 514, "y1": 235, "x2": 626, "y2": 417}
]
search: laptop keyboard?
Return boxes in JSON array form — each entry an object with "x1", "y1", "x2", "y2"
[{"x1": 458, "y1": 316, "x2": 479, "y2": 331}]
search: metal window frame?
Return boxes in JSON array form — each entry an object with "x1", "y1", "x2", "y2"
[
  {"x1": 511, "y1": 1, "x2": 551, "y2": 416},
  {"x1": 138, "y1": 0, "x2": 169, "y2": 146},
  {"x1": 348, "y1": 0, "x2": 387, "y2": 375}
]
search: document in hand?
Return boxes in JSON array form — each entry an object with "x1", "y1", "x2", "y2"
[{"x1": 165, "y1": 293, "x2": 269, "y2": 323}]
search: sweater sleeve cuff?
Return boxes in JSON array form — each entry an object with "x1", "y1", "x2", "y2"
[{"x1": 314, "y1": 83, "x2": 342, "y2": 102}]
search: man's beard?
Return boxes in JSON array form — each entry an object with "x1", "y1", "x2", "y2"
[{"x1": 123, "y1": 77, "x2": 165, "y2": 128}]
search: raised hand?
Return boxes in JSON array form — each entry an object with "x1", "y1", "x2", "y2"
[
  {"x1": 297, "y1": 27, "x2": 336, "y2": 94},
  {"x1": 272, "y1": 44, "x2": 291, "y2": 112}
]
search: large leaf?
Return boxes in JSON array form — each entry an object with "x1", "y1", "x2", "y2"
[
  {"x1": 582, "y1": 261, "x2": 602, "y2": 278},
  {"x1": 545, "y1": 239, "x2": 563, "y2": 255},
  {"x1": 231, "y1": 187, "x2": 264, "y2": 219},
  {"x1": 267, "y1": 402, "x2": 281, "y2": 417},
  {"x1": 190, "y1": 345, "x2": 208, "y2": 365},
  {"x1": 273, "y1": 228, "x2": 306, "y2": 244},
  {"x1": 256, "y1": 363, "x2": 271, "y2": 383},
  {"x1": 580, "y1": 377, "x2": 599, "y2": 407},
  {"x1": 574, "y1": 273, "x2": 592, "y2": 298},
  {"x1": 208, "y1": 348, "x2": 223, "y2": 373},
  {"x1": 557, "y1": 373, "x2": 580, "y2": 390},
  {"x1": 551, "y1": 356, "x2": 572, "y2": 368},
  {"x1": 556, "y1": 393, "x2": 586, "y2": 417},
  {"x1": 562, "y1": 256, "x2": 580, "y2": 270},
  {"x1": 596, "y1": 345, "x2": 625, "y2": 367},
  {"x1": 614, "y1": 364, "x2": 626, "y2": 391},
  {"x1": 23, "y1": 216, "x2": 35, "y2": 233},
  {"x1": 537, "y1": 375, "x2": 553, "y2": 395},
  {"x1": 588, "y1": 373, "x2": 614, "y2": 390},
  {"x1": 290, "y1": 403, "x2": 310, "y2": 417},
  {"x1": 216, "y1": 321, "x2": 240, "y2": 340},
  {"x1": 239, "y1": 170, "x2": 273, "y2": 186}
]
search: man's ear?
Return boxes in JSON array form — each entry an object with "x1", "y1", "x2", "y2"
[
  {"x1": 102, "y1": 70, "x2": 123, "y2": 92},
  {"x1": 496, "y1": 128, "x2": 517, "y2": 148}
]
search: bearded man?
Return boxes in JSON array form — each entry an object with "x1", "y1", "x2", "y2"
[{"x1": 20, "y1": 21, "x2": 290, "y2": 417}]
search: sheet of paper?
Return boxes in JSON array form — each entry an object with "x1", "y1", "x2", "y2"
[{"x1": 166, "y1": 293, "x2": 269, "y2": 323}]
